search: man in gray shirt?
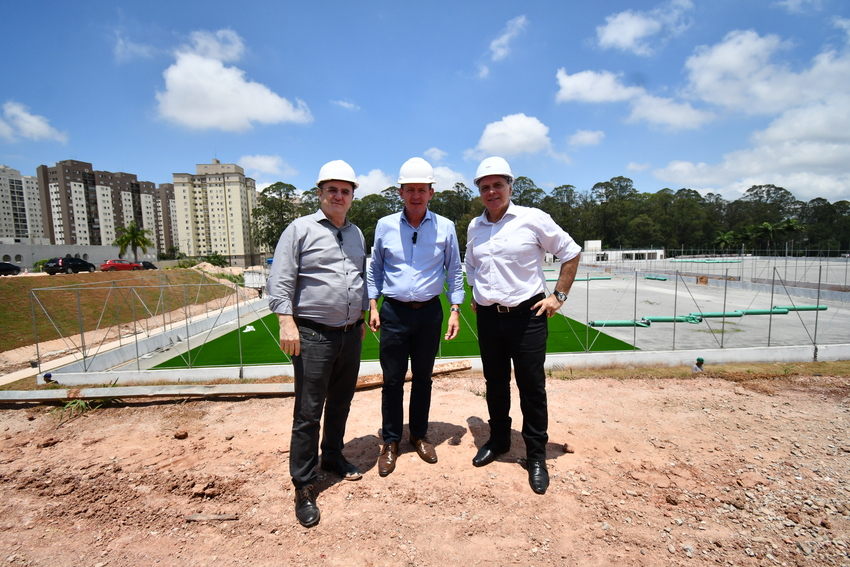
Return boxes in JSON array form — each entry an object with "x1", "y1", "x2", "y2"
[{"x1": 266, "y1": 159, "x2": 369, "y2": 528}]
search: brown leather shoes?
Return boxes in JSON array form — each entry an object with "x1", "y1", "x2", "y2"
[
  {"x1": 378, "y1": 442, "x2": 398, "y2": 476},
  {"x1": 410, "y1": 436, "x2": 438, "y2": 464}
]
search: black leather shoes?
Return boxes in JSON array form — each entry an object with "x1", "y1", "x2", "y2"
[
  {"x1": 294, "y1": 484, "x2": 320, "y2": 527},
  {"x1": 320, "y1": 456, "x2": 362, "y2": 481},
  {"x1": 527, "y1": 460, "x2": 549, "y2": 494},
  {"x1": 472, "y1": 442, "x2": 509, "y2": 467}
]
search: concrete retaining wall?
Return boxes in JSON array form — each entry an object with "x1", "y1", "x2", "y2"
[{"x1": 38, "y1": 345, "x2": 850, "y2": 387}]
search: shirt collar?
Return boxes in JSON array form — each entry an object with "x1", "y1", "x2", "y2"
[
  {"x1": 401, "y1": 208, "x2": 433, "y2": 228},
  {"x1": 312, "y1": 208, "x2": 350, "y2": 229},
  {"x1": 480, "y1": 201, "x2": 516, "y2": 225}
]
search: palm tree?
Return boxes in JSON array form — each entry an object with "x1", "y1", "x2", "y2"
[
  {"x1": 113, "y1": 220, "x2": 154, "y2": 262},
  {"x1": 712, "y1": 230, "x2": 735, "y2": 250}
]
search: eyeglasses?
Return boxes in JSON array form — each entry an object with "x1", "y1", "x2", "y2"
[
  {"x1": 337, "y1": 231, "x2": 343, "y2": 244},
  {"x1": 412, "y1": 232, "x2": 418, "y2": 244}
]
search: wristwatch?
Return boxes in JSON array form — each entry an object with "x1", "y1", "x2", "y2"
[
  {"x1": 450, "y1": 307, "x2": 461, "y2": 313},
  {"x1": 552, "y1": 291, "x2": 568, "y2": 302}
]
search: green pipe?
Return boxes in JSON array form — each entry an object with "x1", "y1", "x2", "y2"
[
  {"x1": 773, "y1": 305, "x2": 827, "y2": 311},
  {"x1": 574, "y1": 276, "x2": 612, "y2": 281},
  {"x1": 688, "y1": 311, "x2": 744, "y2": 318},
  {"x1": 642, "y1": 315, "x2": 702, "y2": 324},
  {"x1": 644, "y1": 276, "x2": 667, "y2": 281},
  {"x1": 588, "y1": 320, "x2": 650, "y2": 328},
  {"x1": 737, "y1": 308, "x2": 789, "y2": 315}
]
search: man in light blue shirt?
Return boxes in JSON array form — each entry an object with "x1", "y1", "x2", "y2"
[{"x1": 367, "y1": 157, "x2": 465, "y2": 476}]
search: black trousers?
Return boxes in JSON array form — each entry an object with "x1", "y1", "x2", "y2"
[
  {"x1": 290, "y1": 324, "x2": 362, "y2": 488},
  {"x1": 378, "y1": 299, "x2": 443, "y2": 443},
  {"x1": 476, "y1": 299, "x2": 549, "y2": 461}
]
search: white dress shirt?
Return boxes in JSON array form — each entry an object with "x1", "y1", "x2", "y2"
[{"x1": 466, "y1": 202, "x2": 581, "y2": 307}]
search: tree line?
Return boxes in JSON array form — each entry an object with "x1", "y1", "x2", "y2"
[{"x1": 251, "y1": 178, "x2": 850, "y2": 256}]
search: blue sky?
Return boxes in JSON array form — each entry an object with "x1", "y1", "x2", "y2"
[{"x1": 3, "y1": 0, "x2": 850, "y2": 203}]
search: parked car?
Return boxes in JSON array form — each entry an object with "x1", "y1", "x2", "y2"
[
  {"x1": 44, "y1": 257, "x2": 97, "y2": 275},
  {"x1": 100, "y1": 259, "x2": 142, "y2": 271},
  {"x1": 141, "y1": 261, "x2": 157, "y2": 270},
  {"x1": 0, "y1": 262, "x2": 21, "y2": 276}
]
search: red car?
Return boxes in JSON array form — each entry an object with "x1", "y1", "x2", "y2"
[{"x1": 100, "y1": 259, "x2": 142, "y2": 271}]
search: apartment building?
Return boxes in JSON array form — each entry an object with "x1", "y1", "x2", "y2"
[
  {"x1": 35, "y1": 160, "x2": 175, "y2": 252},
  {"x1": 0, "y1": 165, "x2": 48, "y2": 245},
  {"x1": 172, "y1": 159, "x2": 258, "y2": 267}
]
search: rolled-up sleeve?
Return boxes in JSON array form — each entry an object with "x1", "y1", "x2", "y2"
[{"x1": 535, "y1": 210, "x2": 581, "y2": 261}]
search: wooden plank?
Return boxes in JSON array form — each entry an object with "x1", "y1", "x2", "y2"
[
  {"x1": 185, "y1": 513, "x2": 238, "y2": 522},
  {"x1": 80, "y1": 383, "x2": 295, "y2": 398}
]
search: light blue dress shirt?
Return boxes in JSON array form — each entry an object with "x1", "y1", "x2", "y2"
[{"x1": 367, "y1": 209, "x2": 465, "y2": 305}]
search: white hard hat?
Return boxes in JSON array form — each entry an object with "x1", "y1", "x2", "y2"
[
  {"x1": 397, "y1": 157, "x2": 435, "y2": 185},
  {"x1": 473, "y1": 156, "x2": 513, "y2": 187},
  {"x1": 316, "y1": 160, "x2": 359, "y2": 189}
]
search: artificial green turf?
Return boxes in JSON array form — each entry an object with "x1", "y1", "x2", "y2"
[{"x1": 153, "y1": 290, "x2": 635, "y2": 369}]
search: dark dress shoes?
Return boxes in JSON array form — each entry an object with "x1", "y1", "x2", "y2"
[
  {"x1": 410, "y1": 436, "x2": 438, "y2": 463},
  {"x1": 294, "y1": 484, "x2": 320, "y2": 527},
  {"x1": 378, "y1": 442, "x2": 399, "y2": 476},
  {"x1": 320, "y1": 456, "x2": 362, "y2": 481},
  {"x1": 527, "y1": 460, "x2": 549, "y2": 494},
  {"x1": 472, "y1": 442, "x2": 509, "y2": 467}
]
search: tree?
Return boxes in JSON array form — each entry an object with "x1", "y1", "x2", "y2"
[
  {"x1": 430, "y1": 182, "x2": 473, "y2": 222},
  {"x1": 347, "y1": 193, "x2": 397, "y2": 251},
  {"x1": 251, "y1": 182, "x2": 299, "y2": 252},
  {"x1": 297, "y1": 187, "x2": 319, "y2": 217},
  {"x1": 113, "y1": 220, "x2": 154, "y2": 263},
  {"x1": 512, "y1": 177, "x2": 545, "y2": 207},
  {"x1": 380, "y1": 186, "x2": 404, "y2": 212},
  {"x1": 713, "y1": 230, "x2": 735, "y2": 250}
]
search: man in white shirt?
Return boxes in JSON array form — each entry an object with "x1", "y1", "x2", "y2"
[{"x1": 465, "y1": 156, "x2": 581, "y2": 495}]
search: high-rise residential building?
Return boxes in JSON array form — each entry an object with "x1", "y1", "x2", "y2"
[
  {"x1": 0, "y1": 165, "x2": 48, "y2": 244},
  {"x1": 35, "y1": 160, "x2": 175, "y2": 252},
  {"x1": 173, "y1": 159, "x2": 259, "y2": 267}
]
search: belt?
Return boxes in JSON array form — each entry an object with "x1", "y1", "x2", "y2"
[
  {"x1": 295, "y1": 317, "x2": 364, "y2": 333},
  {"x1": 478, "y1": 293, "x2": 546, "y2": 314},
  {"x1": 383, "y1": 296, "x2": 439, "y2": 310}
]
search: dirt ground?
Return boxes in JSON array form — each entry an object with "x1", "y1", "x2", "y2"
[{"x1": 1, "y1": 372, "x2": 849, "y2": 566}]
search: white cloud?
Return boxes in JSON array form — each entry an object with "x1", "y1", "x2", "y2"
[
  {"x1": 655, "y1": 96, "x2": 850, "y2": 201},
  {"x1": 628, "y1": 162, "x2": 651, "y2": 172},
  {"x1": 188, "y1": 29, "x2": 244, "y2": 62},
  {"x1": 465, "y1": 113, "x2": 552, "y2": 160},
  {"x1": 596, "y1": 0, "x2": 694, "y2": 56},
  {"x1": 238, "y1": 154, "x2": 297, "y2": 178},
  {"x1": 653, "y1": 22, "x2": 850, "y2": 201},
  {"x1": 569, "y1": 130, "x2": 605, "y2": 147},
  {"x1": 555, "y1": 69, "x2": 644, "y2": 103},
  {"x1": 331, "y1": 100, "x2": 360, "y2": 111},
  {"x1": 776, "y1": 0, "x2": 822, "y2": 13},
  {"x1": 477, "y1": 65, "x2": 490, "y2": 79},
  {"x1": 0, "y1": 118, "x2": 14, "y2": 142},
  {"x1": 113, "y1": 31, "x2": 156, "y2": 63},
  {"x1": 490, "y1": 16, "x2": 528, "y2": 61},
  {"x1": 684, "y1": 30, "x2": 802, "y2": 113},
  {"x1": 628, "y1": 94, "x2": 714, "y2": 130},
  {"x1": 0, "y1": 102, "x2": 67, "y2": 143},
  {"x1": 156, "y1": 29, "x2": 312, "y2": 132},
  {"x1": 424, "y1": 147, "x2": 447, "y2": 163},
  {"x1": 433, "y1": 166, "x2": 470, "y2": 192},
  {"x1": 556, "y1": 69, "x2": 707, "y2": 130},
  {"x1": 355, "y1": 169, "x2": 396, "y2": 196}
]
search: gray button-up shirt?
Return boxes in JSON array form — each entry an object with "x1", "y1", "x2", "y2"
[{"x1": 266, "y1": 210, "x2": 368, "y2": 327}]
